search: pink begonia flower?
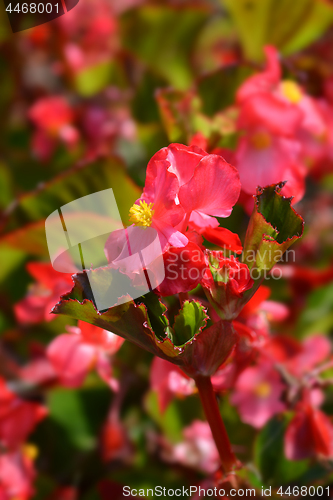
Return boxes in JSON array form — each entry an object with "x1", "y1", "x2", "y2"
[
  {"x1": 0, "y1": 378, "x2": 47, "y2": 449},
  {"x1": 20, "y1": 356, "x2": 57, "y2": 387},
  {"x1": 235, "y1": 131, "x2": 305, "y2": 203},
  {"x1": 47, "y1": 321, "x2": 124, "y2": 389},
  {"x1": 14, "y1": 262, "x2": 74, "y2": 324},
  {"x1": 235, "y1": 45, "x2": 327, "y2": 207},
  {"x1": 132, "y1": 143, "x2": 240, "y2": 247},
  {"x1": 235, "y1": 285, "x2": 289, "y2": 342},
  {"x1": 236, "y1": 45, "x2": 326, "y2": 139},
  {"x1": 150, "y1": 357, "x2": 196, "y2": 412},
  {"x1": 264, "y1": 333, "x2": 331, "y2": 379},
  {"x1": 285, "y1": 399, "x2": 333, "y2": 460},
  {"x1": 129, "y1": 157, "x2": 188, "y2": 250},
  {"x1": 0, "y1": 448, "x2": 36, "y2": 500},
  {"x1": 28, "y1": 96, "x2": 79, "y2": 161},
  {"x1": 230, "y1": 362, "x2": 286, "y2": 428},
  {"x1": 162, "y1": 420, "x2": 219, "y2": 473},
  {"x1": 160, "y1": 143, "x2": 241, "y2": 230},
  {"x1": 284, "y1": 335, "x2": 331, "y2": 379},
  {"x1": 105, "y1": 144, "x2": 241, "y2": 284},
  {"x1": 59, "y1": 0, "x2": 118, "y2": 73},
  {"x1": 150, "y1": 357, "x2": 236, "y2": 411}
]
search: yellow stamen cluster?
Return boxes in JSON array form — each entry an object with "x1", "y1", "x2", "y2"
[
  {"x1": 23, "y1": 443, "x2": 39, "y2": 460},
  {"x1": 254, "y1": 382, "x2": 271, "y2": 398},
  {"x1": 250, "y1": 131, "x2": 272, "y2": 150},
  {"x1": 281, "y1": 80, "x2": 302, "y2": 104},
  {"x1": 129, "y1": 200, "x2": 154, "y2": 228}
]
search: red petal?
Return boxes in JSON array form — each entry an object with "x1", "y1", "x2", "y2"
[
  {"x1": 156, "y1": 242, "x2": 205, "y2": 296},
  {"x1": 202, "y1": 227, "x2": 243, "y2": 254}
]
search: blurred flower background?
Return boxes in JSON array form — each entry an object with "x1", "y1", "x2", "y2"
[{"x1": 1, "y1": 0, "x2": 333, "y2": 498}]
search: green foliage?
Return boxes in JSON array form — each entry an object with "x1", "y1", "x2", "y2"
[
  {"x1": 297, "y1": 282, "x2": 333, "y2": 336},
  {"x1": 121, "y1": 4, "x2": 209, "y2": 89},
  {"x1": 172, "y1": 300, "x2": 208, "y2": 346},
  {"x1": 243, "y1": 183, "x2": 304, "y2": 272},
  {"x1": 223, "y1": 0, "x2": 333, "y2": 61}
]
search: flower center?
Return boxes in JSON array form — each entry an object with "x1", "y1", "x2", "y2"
[
  {"x1": 281, "y1": 80, "x2": 302, "y2": 104},
  {"x1": 250, "y1": 131, "x2": 272, "y2": 150},
  {"x1": 254, "y1": 382, "x2": 271, "y2": 398},
  {"x1": 129, "y1": 200, "x2": 154, "y2": 228},
  {"x1": 23, "y1": 443, "x2": 39, "y2": 460}
]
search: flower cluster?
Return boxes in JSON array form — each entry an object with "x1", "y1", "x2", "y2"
[{"x1": 3, "y1": 3, "x2": 333, "y2": 494}]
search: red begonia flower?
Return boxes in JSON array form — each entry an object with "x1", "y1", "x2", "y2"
[
  {"x1": 14, "y1": 262, "x2": 74, "y2": 324},
  {"x1": 29, "y1": 96, "x2": 74, "y2": 135},
  {"x1": 156, "y1": 242, "x2": 206, "y2": 296},
  {"x1": 100, "y1": 416, "x2": 129, "y2": 463},
  {"x1": 285, "y1": 401, "x2": 333, "y2": 460},
  {"x1": 202, "y1": 253, "x2": 253, "y2": 320},
  {"x1": 0, "y1": 378, "x2": 47, "y2": 449},
  {"x1": 201, "y1": 227, "x2": 243, "y2": 254}
]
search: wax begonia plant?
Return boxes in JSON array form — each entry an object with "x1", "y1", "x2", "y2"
[{"x1": 51, "y1": 143, "x2": 304, "y2": 476}]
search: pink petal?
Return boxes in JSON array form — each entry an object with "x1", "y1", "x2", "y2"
[
  {"x1": 165, "y1": 143, "x2": 208, "y2": 186},
  {"x1": 179, "y1": 155, "x2": 241, "y2": 218},
  {"x1": 236, "y1": 45, "x2": 281, "y2": 103},
  {"x1": 189, "y1": 211, "x2": 219, "y2": 232},
  {"x1": 238, "y1": 93, "x2": 303, "y2": 136},
  {"x1": 47, "y1": 334, "x2": 95, "y2": 388},
  {"x1": 14, "y1": 295, "x2": 47, "y2": 325}
]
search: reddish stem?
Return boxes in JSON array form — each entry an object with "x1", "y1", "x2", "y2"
[
  {"x1": 178, "y1": 292, "x2": 189, "y2": 306},
  {"x1": 195, "y1": 375, "x2": 240, "y2": 474}
]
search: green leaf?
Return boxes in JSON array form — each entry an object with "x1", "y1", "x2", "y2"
[
  {"x1": 223, "y1": 0, "x2": 274, "y2": 62},
  {"x1": 254, "y1": 417, "x2": 308, "y2": 486},
  {"x1": 197, "y1": 65, "x2": 250, "y2": 116},
  {"x1": 53, "y1": 271, "x2": 237, "y2": 378},
  {"x1": 73, "y1": 61, "x2": 113, "y2": 97},
  {"x1": 136, "y1": 292, "x2": 170, "y2": 341},
  {"x1": 47, "y1": 387, "x2": 109, "y2": 450},
  {"x1": 0, "y1": 158, "x2": 141, "y2": 256},
  {"x1": 297, "y1": 282, "x2": 333, "y2": 336},
  {"x1": 120, "y1": 4, "x2": 209, "y2": 89},
  {"x1": 172, "y1": 300, "x2": 208, "y2": 346},
  {"x1": 282, "y1": 0, "x2": 333, "y2": 55},
  {"x1": 52, "y1": 271, "x2": 183, "y2": 359},
  {"x1": 144, "y1": 390, "x2": 183, "y2": 443},
  {"x1": 243, "y1": 183, "x2": 304, "y2": 272},
  {"x1": 156, "y1": 88, "x2": 201, "y2": 143},
  {"x1": 223, "y1": 0, "x2": 333, "y2": 61}
]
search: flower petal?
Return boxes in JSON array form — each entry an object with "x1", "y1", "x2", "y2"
[{"x1": 179, "y1": 155, "x2": 241, "y2": 218}]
